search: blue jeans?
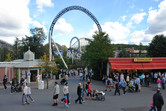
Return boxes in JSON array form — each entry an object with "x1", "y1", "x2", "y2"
[
  {"x1": 149, "y1": 106, "x2": 156, "y2": 111},
  {"x1": 162, "y1": 83, "x2": 165, "y2": 89},
  {"x1": 22, "y1": 94, "x2": 28, "y2": 104},
  {"x1": 80, "y1": 76, "x2": 83, "y2": 81}
]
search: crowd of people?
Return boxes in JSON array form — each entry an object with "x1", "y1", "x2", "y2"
[
  {"x1": 104, "y1": 72, "x2": 166, "y2": 94},
  {"x1": 1, "y1": 69, "x2": 165, "y2": 110},
  {"x1": 104, "y1": 72, "x2": 165, "y2": 111},
  {"x1": 52, "y1": 78, "x2": 93, "y2": 108},
  {"x1": 59, "y1": 68, "x2": 93, "y2": 82}
]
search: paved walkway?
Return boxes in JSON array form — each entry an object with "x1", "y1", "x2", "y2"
[{"x1": 0, "y1": 76, "x2": 165, "y2": 111}]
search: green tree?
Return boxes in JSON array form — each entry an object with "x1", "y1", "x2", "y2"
[
  {"x1": 81, "y1": 31, "x2": 114, "y2": 80},
  {"x1": 39, "y1": 53, "x2": 58, "y2": 78},
  {"x1": 62, "y1": 45, "x2": 68, "y2": 57},
  {"x1": 119, "y1": 49, "x2": 130, "y2": 57},
  {"x1": 12, "y1": 37, "x2": 21, "y2": 59},
  {"x1": 5, "y1": 53, "x2": 12, "y2": 62},
  {"x1": 148, "y1": 34, "x2": 166, "y2": 57},
  {"x1": 139, "y1": 42, "x2": 143, "y2": 57},
  {"x1": 20, "y1": 27, "x2": 47, "y2": 59},
  {"x1": 39, "y1": 53, "x2": 51, "y2": 77},
  {"x1": 0, "y1": 48, "x2": 10, "y2": 61}
]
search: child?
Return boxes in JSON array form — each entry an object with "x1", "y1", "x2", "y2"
[
  {"x1": 62, "y1": 95, "x2": 69, "y2": 108},
  {"x1": 81, "y1": 88, "x2": 85, "y2": 102},
  {"x1": 105, "y1": 78, "x2": 111, "y2": 91},
  {"x1": 149, "y1": 101, "x2": 156, "y2": 111},
  {"x1": 157, "y1": 78, "x2": 161, "y2": 89}
]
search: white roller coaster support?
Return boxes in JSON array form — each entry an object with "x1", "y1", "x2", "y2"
[
  {"x1": 49, "y1": 31, "x2": 52, "y2": 61},
  {"x1": 52, "y1": 39, "x2": 68, "y2": 69}
]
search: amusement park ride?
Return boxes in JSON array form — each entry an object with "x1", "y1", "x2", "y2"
[{"x1": 48, "y1": 5, "x2": 102, "y2": 69}]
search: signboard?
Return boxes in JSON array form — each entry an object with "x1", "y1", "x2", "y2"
[
  {"x1": 134, "y1": 58, "x2": 152, "y2": 62},
  {"x1": 22, "y1": 70, "x2": 26, "y2": 78}
]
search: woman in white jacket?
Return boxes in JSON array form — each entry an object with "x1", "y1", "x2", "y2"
[{"x1": 22, "y1": 83, "x2": 29, "y2": 105}]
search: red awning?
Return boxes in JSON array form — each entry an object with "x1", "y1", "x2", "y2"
[
  {"x1": 108, "y1": 58, "x2": 166, "y2": 70},
  {"x1": 142, "y1": 58, "x2": 166, "y2": 69}
]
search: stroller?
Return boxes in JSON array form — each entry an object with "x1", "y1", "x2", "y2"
[
  {"x1": 10, "y1": 82, "x2": 22, "y2": 93},
  {"x1": 93, "y1": 90, "x2": 105, "y2": 101},
  {"x1": 127, "y1": 83, "x2": 135, "y2": 93}
]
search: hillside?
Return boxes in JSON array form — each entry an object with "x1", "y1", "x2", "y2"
[
  {"x1": 0, "y1": 40, "x2": 12, "y2": 50},
  {"x1": 112, "y1": 44, "x2": 148, "y2": 50}
]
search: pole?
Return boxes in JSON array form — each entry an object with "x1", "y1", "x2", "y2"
[
  {"x1": 49, "y1": 31, "x2": 52, "y2": 61},
  {"x1": 52, "y1": 38, "x2": 68, "y2": 69},
  {"x1": 47, "y1": 74, "x2": 48, "y2": 89}
]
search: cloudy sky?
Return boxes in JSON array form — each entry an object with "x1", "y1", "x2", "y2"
[{"x1": 0, "y1": 0, "x2": 166, "y2": 47}]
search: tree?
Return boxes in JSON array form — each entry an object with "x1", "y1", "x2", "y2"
[
  {"x1": 119, "y1": 49, "x2": 130, "y2": 57},
  {"x1": 5, "y1": 53, "x2": 12, "y2": 62},
  {"x1": 12, "y1": 37, "x2": 21, "y2": 59},
  {"x1": 81, "y1": 31, "x2": 114, "y2": 80},
  {"x1": 39, "y1": 53, "x2": 58, "y2": 78},
  {"x1": 62, "y1": 45, "x2": 68, "y2": 57},
  {"x1": 20, "y1": 27, "x2": 47, "y2": 59},
  {"x1": 0, "y1": 48, "x2": 10, "y2": 61},
  {"x1": 148, "y1": 35, "x2": 166, "y2": 57},
  {"x1": 139, "y1": 42, "x2": 143, "y2": 57}
]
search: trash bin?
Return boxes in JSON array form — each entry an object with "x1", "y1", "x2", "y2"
[{"x1": 38, "y1": 81, "x2": 44, "y2": 90}]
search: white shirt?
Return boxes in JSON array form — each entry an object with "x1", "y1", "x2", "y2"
[
  {"x1": 142, "y1": 74, "x2": 145, "y2": 79},
  {"x1": 154, "y1": 73, "x2": 158, "y2": 78},
  {"x1": 63, "y1": 85, "x2": 69, "y2": 94},
  {"x1": 80, "y1": 72, "x2": 83, "y2": 77}
]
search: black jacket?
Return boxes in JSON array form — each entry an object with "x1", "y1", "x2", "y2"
[
  {"x1": 77, "y1": 86, "x2": 82, "y2": 96},
  {"x1": 153, "y1": 92, "x2": 164, "y2": 107},
  {"x1": 3, "y1": 77, "x2": 7, "y2": 84}
]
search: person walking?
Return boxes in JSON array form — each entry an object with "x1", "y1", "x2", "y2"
[
  {"x1": 121, "y1": 79, "x2": 127, "y2": 94},
  {"x1": 157, "y1": 78, "x2": 161, "y2": 89},
  {"x1": 75, "y1": 83, "x2": 82, "y2": 104},
  {"x1": 65, "y1": 74, "x2": 68, "y2": 83},
  {"x1": 145, "y1": 74, "x2": 150, "y2": 87},
  {"x1": 114, "y1": 81, "x2": 120, "y2": 96},
  {"x1": 61, "y1": 82, "x2": 70, "y2": 104},
  {"x1": 153, "y1": 89, "x2": 164, "y2": 111},
  {"x1": 161, "y1": 77, "x2": 165, "y2": 90},
  {"x1": 154, "y1": 73, "x2": 158, "y2": 83},
  {"x1": 105, "y1": 78, "x2": 112, "y2": 91},
  {"x1": 3, "y1": 75, "x2": 8, "y2": 89},
  {"x1": 22, "y1": 83, "x2": 29, "y2": 105},
  {"x1": 52, "y1": 82, "x2": 60, "y2": 106},
  {"x1": 86, "y1": 79, "x2": 92, "y2": 97},
  {"x1": 79, "y1": 71, "x2": 83, "y2": 81},
  {"x1": 149, "y1": 100, "x2": 156, "y2": 111},
  {"x1": 135, "y1": 76, "x2": 141, "y2": 92},
  {"x1": 126, "y1": 74, "x2": 130, "y2": 85}
]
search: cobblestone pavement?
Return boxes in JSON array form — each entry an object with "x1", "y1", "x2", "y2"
[{"x1": 0, "y1": 76, "x2": 166, "y2": 111}]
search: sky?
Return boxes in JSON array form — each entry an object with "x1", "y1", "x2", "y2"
[{"x1": 0, "y1": 0, "x2": 166, "y2": 47}]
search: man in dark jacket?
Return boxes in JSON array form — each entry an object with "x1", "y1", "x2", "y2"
[
  {"x1": 153, "y1": 89, "x2": 164, "y2": 111},
  {"x1": 114, "y1": 81, "x2": 120, "y2": 95},
  {"x1": 75, "y1": 83, "x2": 82, "y2": 104},
  {"x1": 3, "y1": 75, "x2": 7, "y2": 89}
]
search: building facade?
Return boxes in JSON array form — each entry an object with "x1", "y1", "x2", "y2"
[{"x1": 0, "y1": 47, "x2": 40, "y2": 83}]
